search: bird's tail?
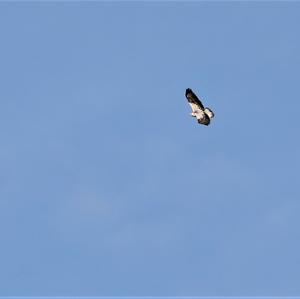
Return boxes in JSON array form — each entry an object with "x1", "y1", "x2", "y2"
[{"x1": 204, "y1": 107, "x2": 214, "y2": 119}]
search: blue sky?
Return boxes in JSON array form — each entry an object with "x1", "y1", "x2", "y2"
[{"x1": 0, "y1": 1, "x2": 300, "y2": 296}]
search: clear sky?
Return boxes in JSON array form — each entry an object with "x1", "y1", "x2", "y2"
[{"x1": 1, "y1": 1, "x2": 300, "y2": 296}]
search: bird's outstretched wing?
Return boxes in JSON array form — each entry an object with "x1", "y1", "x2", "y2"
[{"x1": 185, "y1": 88, "x2": 205, "y2": 111}]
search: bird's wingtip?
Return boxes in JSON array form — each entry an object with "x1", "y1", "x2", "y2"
[{"x1": 185, "y1": 88, "x2": 192, "y2": 95}]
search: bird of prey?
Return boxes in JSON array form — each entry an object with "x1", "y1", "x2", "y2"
[{"x1": 185, "y1": 88, "x2": 214, "y2": 126}]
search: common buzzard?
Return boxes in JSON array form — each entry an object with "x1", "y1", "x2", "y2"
[{"x1": 185, "y1": 88, "x2": 214, "y2": 126}]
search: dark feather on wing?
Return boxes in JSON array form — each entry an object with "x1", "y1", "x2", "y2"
[{"x1": 185, "y1": 88, "x2": 205, "y2": 110}]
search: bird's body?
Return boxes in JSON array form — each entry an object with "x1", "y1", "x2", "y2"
[{"x1": 185, "y1": 88, "x2": 214, "y2": 126}]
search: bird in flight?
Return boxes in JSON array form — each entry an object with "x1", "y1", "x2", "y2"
[{"x1": 185, "y1": 88, "x2": 214, "y2": 126}]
